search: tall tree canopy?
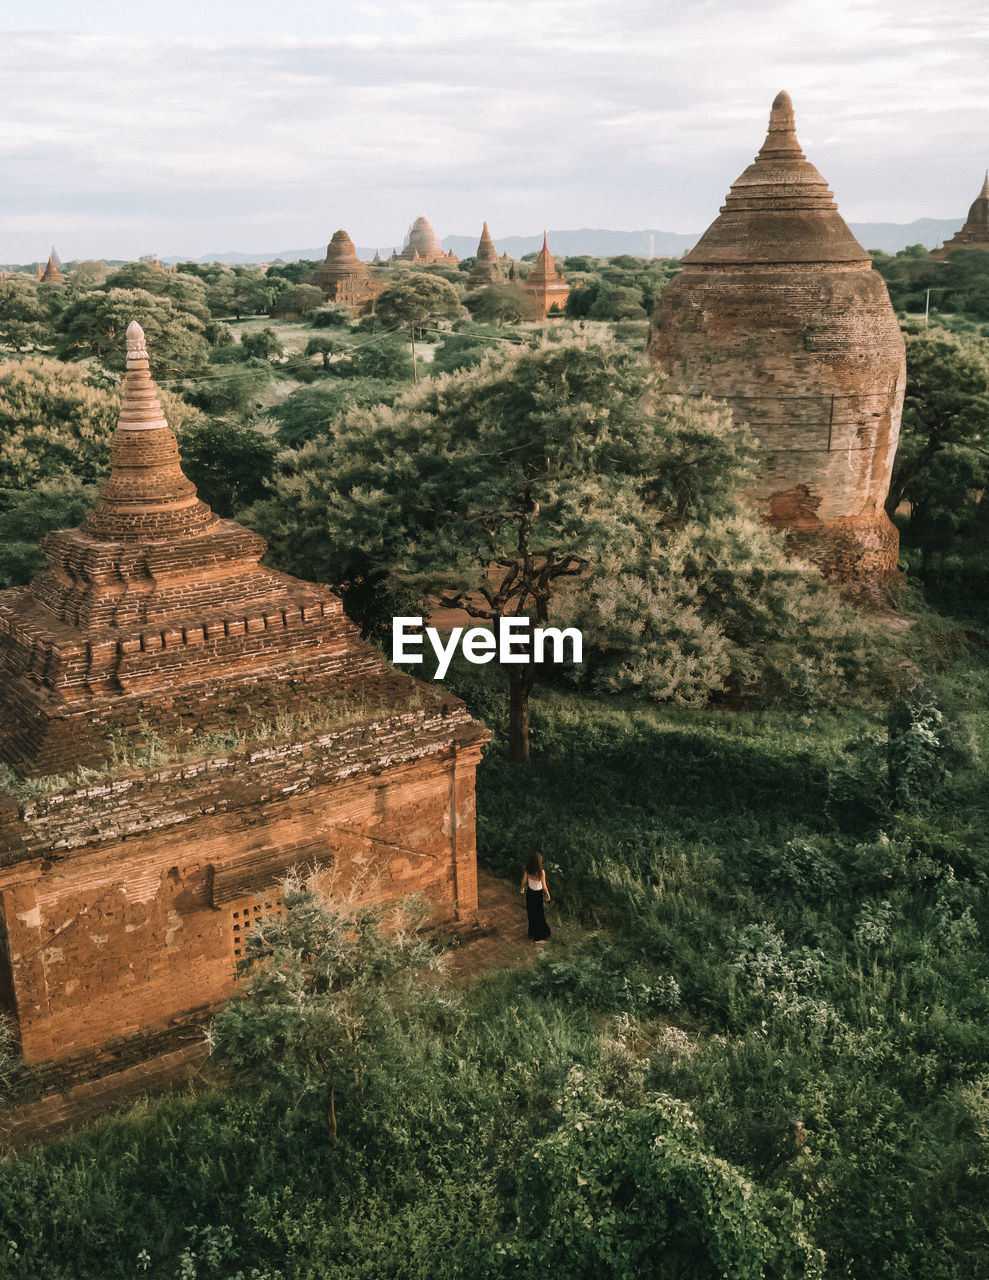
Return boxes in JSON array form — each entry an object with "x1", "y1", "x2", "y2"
[
  {"x1": 0, "y1": 276, "x2": 55, "y2": 352},
  {"x1": 887, "y1": 328, "x2": 989, "y2": 518},
  {"x1": 249, "y1": 336, "x2": 882, "y2": 760},
  {"x1": 55, "y1": 288, "x2": 209, "y2": 376}
]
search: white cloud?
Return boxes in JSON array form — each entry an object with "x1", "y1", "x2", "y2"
[{"x1": 0, "y1": 0, "x2": 986, "y2": 261}]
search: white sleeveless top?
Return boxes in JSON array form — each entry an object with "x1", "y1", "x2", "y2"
[{"x1": 527, "y1": 876, "x2": 543, "y2": 890}]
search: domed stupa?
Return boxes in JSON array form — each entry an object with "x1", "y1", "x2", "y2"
[
  {"x1": 397, "y1": 216, "x2": 457, "y2": 265},
  {"x1": 313, "y1": 229, "x2": 382, "y2": 314},
  {"x1": 648, "y1": 91, "x2": 905, "y2": 580}
]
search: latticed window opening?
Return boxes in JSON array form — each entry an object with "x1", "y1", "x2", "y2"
[{"x1": 231, "y1": 897, "x2": 285, "y2": 960}]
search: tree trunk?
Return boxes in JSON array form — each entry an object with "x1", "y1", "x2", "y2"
[
  {"x1": 326, "y1": 1084, "x2": 338, "y2": 1145},
  {"x1": 507, "y1": 662, "x2": 535, "y2": 764}
]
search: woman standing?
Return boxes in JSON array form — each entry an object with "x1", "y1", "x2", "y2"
[{"x1": 521, "y1": 852, "x2": 551, "y2": 944}]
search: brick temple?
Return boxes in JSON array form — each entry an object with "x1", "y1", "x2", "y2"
[
  {"x1": 649, "y1": 91, "x2": 905, "y2": 580},
  {"x1": 0, "y1": 323, "x2": 487, "y2": 1074},
  {"x1": 313, "y1": 229, "x2": 385, "y2": 314},
  {"x1": 931, "y1": 171, "x2": 989, "y2": 258},
  {"x1": 522, "y1": 233, "x2": 570, "y2": 319},
  {"x1": 467, "y1": 222, "x2": 505, "y2": 289},
  {"x1": 393, "y1": 215, "x2": 458, "y2": 265}
]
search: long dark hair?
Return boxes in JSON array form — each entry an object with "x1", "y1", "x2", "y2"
[{"x1": 524, "y1": 851, "x2": 543, "y2": 879}]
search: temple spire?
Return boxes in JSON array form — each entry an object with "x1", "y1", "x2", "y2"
[
  {"x1": 82, "y1": 322, "x2": 216, "y2": 542},
  {"x1": 981, "y1": 169, "x2": 989, "y2": 199},
  {"x1": 756, "y1": 89, "x2": 804, "y2": 160}
]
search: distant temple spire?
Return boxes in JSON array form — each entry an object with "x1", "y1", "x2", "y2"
[
  {"x1": 467, "y1": 220, "x2": 504, "y2": 289},
  {"x1": 39, "y1": 254, "x2": 65, "y2": 285},
  {"x1": 932, "y1": 168, "x2": 989, "y2": 257},
  {"x1": 522, "y1": 231, "x2": 569, "y2": 318}
]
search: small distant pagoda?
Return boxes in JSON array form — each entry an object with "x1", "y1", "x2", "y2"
[
  {"x1": 38, "y1": 248, "x2": 65, "y2": 285},
  {"x1": 467, "y1": 222, "x2": 504, "y2": 289},
  {"x1": 0, "y1": 323, "x2": 487, "y2": 1073},
  {"x1": 931, "y1": 172, "x2": 989, "y2": 258},
  {"x1": 313, "y1": 229, "x2": 385, "y2": 314},
  {"x1": 522, "y1": 233, "x2": 570, "y2": 319},
  {"x1": 394, "y1": 216, "x2": 458, "y2": 265}
]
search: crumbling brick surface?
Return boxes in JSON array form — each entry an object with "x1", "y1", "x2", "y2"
[
  {"x1": 649, "y1": 92, "x2": 905, "y2": 580},
  {"x1": 0, "y1": 322, "x2": 488, "y2": 1097}
]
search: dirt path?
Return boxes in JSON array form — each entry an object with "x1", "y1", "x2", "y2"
[{"x1": 442, "y1": 867, "x2": 542, "y2": 981}]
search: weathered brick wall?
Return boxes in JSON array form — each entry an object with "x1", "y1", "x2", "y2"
[
  {"x1": 650, "y1": 263, "x2": 904, "y2": 576},
  {"x1": 648, "y1": 92, "x2": 905, "y2": 581},
  {"x1": 0, "y1": 715, "x2": 483, "y2": 1065}
]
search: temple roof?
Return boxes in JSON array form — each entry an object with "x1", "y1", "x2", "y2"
[
  {"x1": 526, "y1": 232, "x2": 564, "y2": 285},
  {"x1": 0, "y1": 323, "x2": 486, "y2": 776},
  {"x1": 684, "y1": 90, "x2": 870, "y2": 267},
  {"x1": 467, "y1": 221, "x2": 503, "y2": 288}
]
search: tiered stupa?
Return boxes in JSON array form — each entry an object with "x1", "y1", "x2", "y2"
[
  {"x1": 467, "y1": 222, "x2": 504, "y2": 289},
  {"x1": 395, "y1": 215, "x2": 458, "y2": 265},
  {"x1": 0, "y1": 323, "x2": 487, "y2": 1072},
  {"x1": 39, "y1": 255, "x2": 64, "y2": 285},
  {"x1": 313, "y1": 229, "x2": 384, "y2": 314},
  {"x1": 648, "y1": 91, "x2": 905, "y2": 580},
  {"x1": 931, "y1": 172, "x2": 989, "y2": 258},
  {"x1": 522, "y1": 233, "x2": 570, "y2": 318}
]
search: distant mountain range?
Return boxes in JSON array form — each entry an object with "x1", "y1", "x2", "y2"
[{"x1": 168, "y1": 218, "x2": 965, "y2": 266}]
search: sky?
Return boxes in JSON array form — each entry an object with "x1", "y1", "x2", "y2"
[{"x1": 1, "y1": 0, "x2": 987, "y2": 262}]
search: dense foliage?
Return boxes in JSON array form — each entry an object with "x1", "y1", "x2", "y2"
[
  {"x1": 248, "y1": 335, "x2": 893, "y2": 758},
  {"x1": 0, "y1": 252, "x2": 987, "y2": 1276},
  {"x1": 0, "y1": 646, "x2": 986, "y2": 1277}
]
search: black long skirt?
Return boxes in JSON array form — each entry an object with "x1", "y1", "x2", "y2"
[{"x1": 525, "y1": 887, "x2": 551, "y2": 942}]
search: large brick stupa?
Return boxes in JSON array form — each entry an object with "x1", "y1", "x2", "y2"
[
  {"x1": 0, "y1": 323, "x2": 487, "y2": 1072},
  {"x1": 648, "y1": 91, "x2": 905, "y2": 580},
  {"x1": 313, "y1": 229, "x2": 384, "y2": 314},
  {"x1": 395, "y1": 215, "x2": 458, "y2": 265}
]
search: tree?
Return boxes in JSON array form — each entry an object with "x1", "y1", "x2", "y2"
[
  {"x1": 274, "y1": 283, "x2": 325, "y2": 318},
  {"x1": 265, "y1": 259, "x2": 320, "y2": 285},
  {"x1": 474, "y1": 1070, "x2": 824, "y2": 1279},
  {"x1": 0, "y1": 276, "x2": 55, "y2": 351},
  {"x1": 209, "y1": 874, "x2": 436, "y2": 1142},
  {"x1": 588, "y1": 285, "x2": 647, "y2": 321},
  {"x1": 176, "y1": 418, "x2": 280, "y2": 517},
  {"x1": 240, "y1": 327, "x2": 284, "y2": 361},
  {"x1": 232, "y1": 269, "x2": 278, "y2": 320},
  {"x1": 270, "y1": 380, "x2": 401, "y2": 447},
  {"x1": 182, "y1": 359, "x2": 273, "y2": 417},
  {"x1": 103, "y1": 263, "x2": 211, "y2": 321},
  {"x1": 464, "y1": 282, "x2": 530, "y2": 326},
  {"x1": 374, "y1": 275, "x2": 463, "y2": 380},
  {"x1": 305, "y1": 333, "x2": 349, "y2": 370},
  {"x1": 55, "y1": 287, "x2": 209, "y2": 376},
  {"x1": 65, "y1": 260, "x2": 110, "y2": 292},
  {"x1": 0, "y1": 477, "x2": 97, "y2": 588},
  {"x1": 250, "y1": 337, "x2": 752, "y2": 762},
  {"x1": 886, "y1": 328, "x2": 989, "y2": 517}
]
